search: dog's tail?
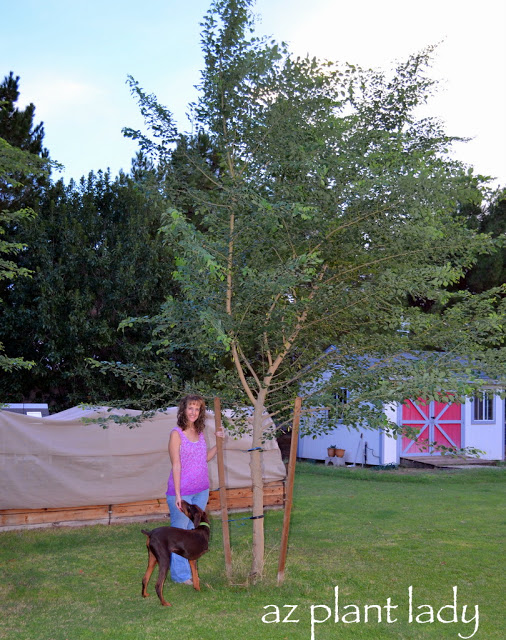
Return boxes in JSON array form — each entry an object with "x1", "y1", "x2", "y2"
[{"x1": 141, "y1": 529, "x2": 151, "y2": 537}]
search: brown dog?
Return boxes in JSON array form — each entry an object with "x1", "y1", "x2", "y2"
[{"x1": 141, "y1": 500, "x2": 211, "y2": 606}]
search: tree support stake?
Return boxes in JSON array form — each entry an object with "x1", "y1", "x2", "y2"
[
  {"x1": 214, "y1": 396, "x2": 233, "y2": 581},
  {"x1": 277, "y1": 395, "x2": 301, "y2": 585}
]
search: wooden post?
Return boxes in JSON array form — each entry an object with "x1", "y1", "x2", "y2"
[
  {"x1": 277, "y1": 395, "x2": 301, "y2": 586},
  {"x1": 214, "y1": 397, "x2": 233, "y2": 580}
]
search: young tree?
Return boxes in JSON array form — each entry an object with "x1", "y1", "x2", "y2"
[{"x1": 122, "y1": 0, "x2": 504, "y2": 578}]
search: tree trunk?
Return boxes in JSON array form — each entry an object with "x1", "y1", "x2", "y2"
[{"x1": 249, "y1": 387, "x2": 267, "y2": 580}]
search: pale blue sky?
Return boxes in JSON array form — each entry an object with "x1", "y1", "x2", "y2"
[{"x1": 2, "y1": 0, "x2": 505, "y2": 187}]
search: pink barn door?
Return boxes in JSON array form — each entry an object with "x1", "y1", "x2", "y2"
[{"x1": 401, "y1": 399, "x2": 462, "y2": 456}]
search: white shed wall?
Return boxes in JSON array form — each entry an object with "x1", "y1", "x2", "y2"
[
  {"x1": 382, "y1": 403, "x2": 399, "y2": 464},
  {"x1": 298, "y1": 421, "x2": 389, "y2": 465},
  {"x1": 463, "y1": 396, "x2": 505, "y2": 460}
]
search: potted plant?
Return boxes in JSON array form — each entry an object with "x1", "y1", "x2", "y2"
[
  {"x1": 335, "y1": 447, "x2": 345, "y2": 458},
  {"x1": 327, "y1": 444, "x2": 337, "y2": 457}
]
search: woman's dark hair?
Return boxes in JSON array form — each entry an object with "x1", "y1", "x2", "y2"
[{"x1": 177, "y1": 395, "x2": 206, "y2": 434}]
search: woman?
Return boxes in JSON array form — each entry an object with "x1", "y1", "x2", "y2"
[{"x1": 166, "y1": 394, "x2": 222, "y2": 584}]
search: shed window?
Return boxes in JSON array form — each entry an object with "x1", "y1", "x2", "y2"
[
  {"x1": 335, "y1": 388, "x2": 348, "y2": 418},
  {"x1": 473, "y1": 393, "x2": 494, "y2": 422}
]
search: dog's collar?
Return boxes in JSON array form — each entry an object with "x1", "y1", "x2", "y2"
[{"x1": 198, "y1": 522, "x2": 210, "y2": 528}]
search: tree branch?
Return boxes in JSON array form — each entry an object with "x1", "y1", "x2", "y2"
[
  {"x1": 265, "y1": 265, "x2": 328, "y2": 384},
  {"x1": 322, "y1": 250, "x2": 424, "y2": 287},
  {"x1": 237, "y1": 341, "x2": 262, "y2": 390},
  {"x1": 231, "y1": 340, "x2": 257, "y2": 405}
]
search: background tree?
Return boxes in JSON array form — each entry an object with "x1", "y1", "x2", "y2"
[
  {"x1": 0, "y1": 75, "x2": 212, "y2": 408},
  {"x1": 0, "y1": 72, "x2": 49, "y2": 217},
  {"x1": 0, "y1": 72, "x2": 47, "y2": 153},
  {"x1": 0, "y1": 72, "x2": 51, "y2": 371},
  {"x1": 0, "y1": 137, "x2": 48, "y2": 371},
  {"x1": 457, "y1": 189, "x2": 506, "y2": 293},
  {"x1": 0, "y1": 167, "x2": 184, "y2": 409},
  {"x1": 107, "y1": 0, "x2": 503, "y2": 579}
]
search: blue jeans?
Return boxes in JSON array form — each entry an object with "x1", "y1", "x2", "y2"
[{"x1": 165, "y1": 489, "x2": 209, "y2": 583}]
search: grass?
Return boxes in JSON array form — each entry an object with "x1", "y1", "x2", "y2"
[{"x1": 1, "y1": 463, "x2": 504, "y2": 640}]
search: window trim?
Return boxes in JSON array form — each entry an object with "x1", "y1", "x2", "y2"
[{"x1": 471, "y1": 392, "x2": 495, "y2": 423}]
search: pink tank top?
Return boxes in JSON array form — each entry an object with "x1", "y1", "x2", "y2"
[{"x1": 166, "y1": 426, "x2": 209, "y2": 496}]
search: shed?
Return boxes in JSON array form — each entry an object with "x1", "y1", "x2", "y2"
[{"x1": 297, "y1": 393, "x2": 505, "y2": 465}]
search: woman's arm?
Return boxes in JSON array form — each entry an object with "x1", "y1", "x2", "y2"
[
  {"x1": 168, "y1": 429, "x2": 182, "y2": 509},
  {"x1": 207, "y1": 429, "x2": 224, "y2": 461}
]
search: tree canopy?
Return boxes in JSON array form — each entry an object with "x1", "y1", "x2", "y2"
[{"x1": 117, "y1": 0, "x2": 504, "y2": 577}]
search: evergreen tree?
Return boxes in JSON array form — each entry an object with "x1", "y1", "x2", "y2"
[
  {"x1": 0, "y1": 72, "x2": 49, "y2": 216},
  {"x1": 0, "y1": 72, "x2": 47, "y2": 154}
]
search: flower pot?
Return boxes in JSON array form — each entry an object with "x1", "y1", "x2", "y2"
[
  {"x1": 327, "y1": 447, "x2": 336, "y2": 457},
  {"x1": 335, "y1": 448, "x2": 345, "y2": 458}
]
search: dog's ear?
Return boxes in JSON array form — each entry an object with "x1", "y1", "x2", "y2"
[{"x1": 192, "y1": 505, "x2": 202, "y2": 528}]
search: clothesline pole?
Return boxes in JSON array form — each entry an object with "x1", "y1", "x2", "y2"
[
  {"x1": 277, "y1": 395, "x2": 302, "y2": 586},
  {"x1": 214, "y1": 396, "x2": 233, "y2": 581}
]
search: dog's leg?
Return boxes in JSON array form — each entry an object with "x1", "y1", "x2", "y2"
[
  {"x1": 189, "y1": 560, "x2": 200, "y2": 591},
  {"x1": 141, "y1": 549, "x2": 157, "y2": 598},
  {"x1": 155, "y1": 559, "x2": 172, "y2": 607}
]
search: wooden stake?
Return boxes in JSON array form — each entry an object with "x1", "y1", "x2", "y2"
[
  {"x1": 277, "y1": 395, "x2": 302, "y2": 586},
  {"x1": 214, "y1": 397, "x2": 233, "y2": 580}
]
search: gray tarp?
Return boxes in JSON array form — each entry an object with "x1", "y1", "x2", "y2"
[{"x1": 0, "y1": 406, "x2": 286, "y2": 510}]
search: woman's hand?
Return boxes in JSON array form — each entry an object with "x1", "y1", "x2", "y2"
[{"x1": 176, "y1": 495, "x2": 182, "y2": 511}]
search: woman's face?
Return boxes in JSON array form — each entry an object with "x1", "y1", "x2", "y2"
[{"x1": 185, "y1": 401, "x2": 201, "y2": 426}]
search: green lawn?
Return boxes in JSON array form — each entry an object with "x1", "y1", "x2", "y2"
[{"x1": 1, "y1": 463, "x2": 504, "y2": 640}]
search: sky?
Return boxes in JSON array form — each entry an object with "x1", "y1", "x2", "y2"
[{"x1": 2, "y1": 0, "x2": 505, "y2": 188}]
